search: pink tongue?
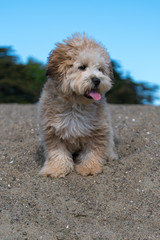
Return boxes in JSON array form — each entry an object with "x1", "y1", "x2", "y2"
[{"x1": 88, "y1": 90, "x2": 101, "y2": 101}]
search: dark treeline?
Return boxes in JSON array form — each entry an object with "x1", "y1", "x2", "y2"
[
  {"x1": 0, "y1": 47, "x2": 159, "y2": 104},
  {"x1": 0, "y1": 47, "x2": 45, "y2": 103}
]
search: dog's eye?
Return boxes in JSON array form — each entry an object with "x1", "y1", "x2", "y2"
[
  {"x1": 79, "y1": 65, "x2": 87, "y2": 71},
  {"x1": 98, "y1": 68, "x2": 104, "y2": 73}
]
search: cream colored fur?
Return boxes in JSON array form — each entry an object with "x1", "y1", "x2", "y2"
[{"x1": 38, "y1": 33, "x2": 117, "y2": 178}]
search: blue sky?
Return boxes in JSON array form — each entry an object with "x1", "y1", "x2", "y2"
[{"x1": 1, "y1": 0, "x2": 160, "y2": 104}]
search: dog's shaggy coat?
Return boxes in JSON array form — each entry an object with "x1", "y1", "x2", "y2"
[{"x1": 38, "y1": 34, "x2": 117, "y2": 177}]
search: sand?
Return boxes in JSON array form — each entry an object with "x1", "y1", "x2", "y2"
[{"x1": 0, "y1": 104, "x2": 159, "y2": 240}]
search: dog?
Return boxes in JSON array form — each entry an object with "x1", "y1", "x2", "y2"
[{"x1": 38, "y1": 33, "x2": 117, "y2": 178}]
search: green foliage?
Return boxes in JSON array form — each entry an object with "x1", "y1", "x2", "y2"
[
  {"x1": 107, "y1": 61, "x2": 159, "y2": 104},
  {"x1": 0, "y1": 47, "x2": 46, "y2": 103},
  {"x1": 0, "y1": 47, "x2": 159, "y2": 104}
]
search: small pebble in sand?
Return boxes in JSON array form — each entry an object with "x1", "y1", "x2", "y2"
[{"x1": 31, "y1": 129, "x2": 34, "y2": 133}]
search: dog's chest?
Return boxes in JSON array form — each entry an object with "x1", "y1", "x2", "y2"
[{"x1": 53, "y1": 105, "x2": 97, "y2": 140}]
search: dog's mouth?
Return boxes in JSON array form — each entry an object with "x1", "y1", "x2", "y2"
[{"x1": 84, "y1": 89, "x2": 101, "y2": 101}]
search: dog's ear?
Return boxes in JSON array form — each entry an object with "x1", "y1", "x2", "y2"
[
  {"x1": 46, "y1": 43, "x2": 74, "y2": 80},
  {"x1": 109, "y1": 62, "x2": 114, "y2": 82}
]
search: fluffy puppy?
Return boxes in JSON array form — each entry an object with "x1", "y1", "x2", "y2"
[{"x1": 38, "y1": 33, "x2": 117, "y2": 178}]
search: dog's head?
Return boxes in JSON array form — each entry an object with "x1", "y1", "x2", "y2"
[{"x1": 46, "y1": 33, "x2": 113, "y2": 104}]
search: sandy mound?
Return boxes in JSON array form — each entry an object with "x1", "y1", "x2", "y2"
[{"x1": 0, "y1": 104, "x2": 159, "y2": 240}]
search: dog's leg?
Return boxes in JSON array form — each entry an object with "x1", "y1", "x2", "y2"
[
  {"x1": 75, "y1": 146, "x2": 104, "y2": 176},
  {"x1": 75, "y1": 130, "x2": 117, "y2": 176},
  {"x1": 106, "y1": 127, "x2": 118, "y2": 161},
  {"x1": 39, "y1": 137, "x2": 73, "y2": 178},
  {"x1": 74, "y1": 133, "x2": 109, "y2": 177}
]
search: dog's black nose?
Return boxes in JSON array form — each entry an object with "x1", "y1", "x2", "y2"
[{"x1": 92, "y1": 77, "x2": 100, "y2": 86}]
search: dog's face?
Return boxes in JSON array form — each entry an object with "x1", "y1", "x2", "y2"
[{"x1": 46, "y1": 34, "x2": 113, "y2": 104}]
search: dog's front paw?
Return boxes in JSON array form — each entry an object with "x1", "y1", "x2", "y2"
[
  {"x1": 75, "y1": 160, "x2": 103, "y2": 176},
  {"x1": 39, "y1": 160, "x2": 73, "y2": 178}
]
